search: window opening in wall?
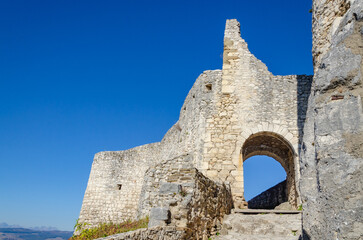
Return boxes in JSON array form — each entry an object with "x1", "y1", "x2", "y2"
[
  {"x1": 117, "y1": 184, "x2": 122, "y2": 190},
  {"x1": 205, "y1": 84, "x2": 212, "y2": 91},
  {"x1": 244, "y1": 155, "x2": 286, "y2": 209}
]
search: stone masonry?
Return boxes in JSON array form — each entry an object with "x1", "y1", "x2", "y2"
[{"x1": 78, "y1": 3, "x2": 363, "y2": 238}]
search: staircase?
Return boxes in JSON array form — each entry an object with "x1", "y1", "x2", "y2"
[{"x1": 212, "y1": 209, "x2": 302, "y2": 240}]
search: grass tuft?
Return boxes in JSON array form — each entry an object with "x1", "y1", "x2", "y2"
[{"x1": 70, "y1": 217, "x2": 148, "y2": 240}]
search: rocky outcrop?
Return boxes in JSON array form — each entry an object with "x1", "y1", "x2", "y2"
[{"x1": 299, "y1": 0, "x2": 363, "y2": 239}]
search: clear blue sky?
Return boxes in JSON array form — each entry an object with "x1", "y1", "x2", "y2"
[{"x1": 0, "y1": 0, "x2": 313, "y2": 231}]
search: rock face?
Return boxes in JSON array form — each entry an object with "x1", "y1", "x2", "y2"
[
  {"x1": 299, "y1": 0, "x2": 363, "y2": 239},
  {"x1": 77, "y1": 3, "x2": 363, "y2": 238}
]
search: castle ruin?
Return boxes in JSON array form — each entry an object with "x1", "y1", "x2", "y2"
[{"x1": 77, "y1": 1, "x2": 363, "y2": 239}]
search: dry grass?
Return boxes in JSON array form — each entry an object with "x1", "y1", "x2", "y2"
[{"x1": 70, "y1": 217, "x2": 148, "y2": 240}]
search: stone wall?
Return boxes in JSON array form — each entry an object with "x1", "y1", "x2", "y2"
[
  {"x1": 248, "y1": 180, "x2": 287, "y2": 209},
  {"x1": 137, "y1": 154, "x2": 195, "y2": 220},
  {"x1": 78, "y1": 143, "x2": 162, "y2": 227},
  {"x1": 300, "y1": 0, "x2": 363, "y2": 239},
  {"x1": 137, "y1": 154, "x2": 233, "y2": 239},
  {"x1": 158, "y1": 70, "x2": 222, "y2": 168}
]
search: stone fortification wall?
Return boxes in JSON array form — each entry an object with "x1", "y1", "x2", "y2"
[
  {"x1": 137, "y1": 154, "x2": 233, "y2": 239},
  {"x1": 78, "y1": 143, "x2": 162, "y2": 227},
  {"x1": 248, "y1": 180, "x2": 287, "y2": 209},
  {"x1": 300, "y1": 0, "x2": 363, "y2": 239}
]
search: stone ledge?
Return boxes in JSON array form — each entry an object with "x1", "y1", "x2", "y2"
[{"x1": 234, "y1": 209, "x2": 302, "y2": 214}]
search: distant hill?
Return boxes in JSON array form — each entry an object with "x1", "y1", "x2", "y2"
[
  {"x1": 0, "y1": 223, "x2": 59, "y2": 231},
  {"x1": 0, "y1": 228, "x2": 73, "y2": 240},
  {"x1": 0, "y1": 223, "x2": 22, "y2": 228}
]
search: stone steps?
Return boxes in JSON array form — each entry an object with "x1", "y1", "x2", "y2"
[
  {"x1": 212, "y1": 210, "x2": 302, "y2": 240},
  {"x1": 234, "y1": 209, "x2": 301, "y2": 214},
  {"x1": 213, "y1": 234, "x2": 300, "y2": 240}
]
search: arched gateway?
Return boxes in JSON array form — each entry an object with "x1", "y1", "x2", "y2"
[{"x1": 241, "y1": 131, "x2": 298, "y2": 208}]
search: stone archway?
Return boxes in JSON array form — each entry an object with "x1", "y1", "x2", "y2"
[{"x1": 241, "y1": 131, "x2": 298, "y2": 208}]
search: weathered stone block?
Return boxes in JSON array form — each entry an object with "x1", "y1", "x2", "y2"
[
  {"x1": 159, "y1": 182, "x2": 181, "y2": 195},
  {"x1": 148, "y1": 207, "x2": 170, "y2": 228}
]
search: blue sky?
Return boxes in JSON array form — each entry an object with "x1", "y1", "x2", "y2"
[{"x1": 0, "y1": 0, "x2": 313, "y2": 231}]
